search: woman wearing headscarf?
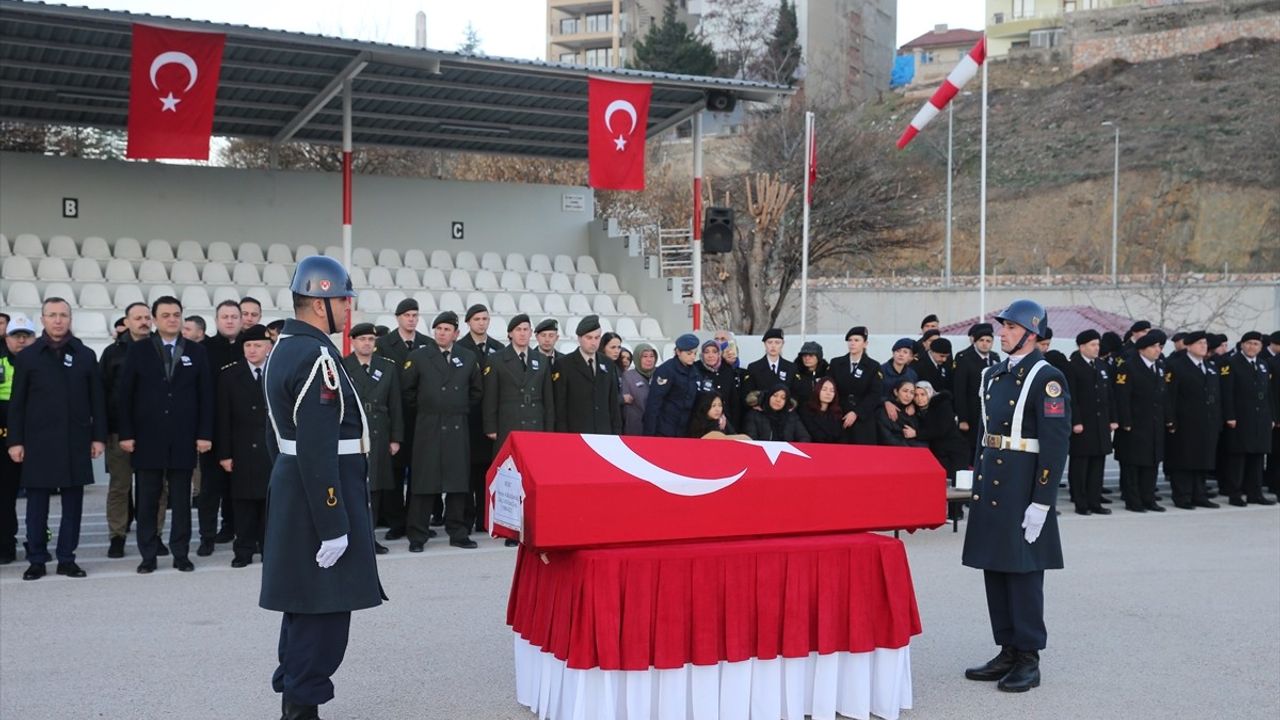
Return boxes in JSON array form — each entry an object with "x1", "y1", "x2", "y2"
[
  {"x1": 743, "y1": 384, "x2": 811, "y2": 442},
  {"x1": 792, "y1": 341, "x2": 829, "y2": 407},
  {"x1": 616, "y1": 347, "x2": 633, "y2": 375},
  {"x1": 799, "y1": 376, "x2": 844, "y2": 443},
  {"x1": 697, "y1": 339, "x2": 740, "y2": 425},
  {"x1": 877, "y1": 378, "x2": 926, "y2": 447},
  {"x1": 621, "y1": 343, "x2": 658, "y2": 435},
  {"x1": 687, "y1": 392, "x2": 739, "y2": 438},
  {"x1": 912, "y1": 380, "x2": 970, "y2": 476}
]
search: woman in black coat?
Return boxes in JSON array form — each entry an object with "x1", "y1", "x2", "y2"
[
  {"x1": 743, "y1": 384, "x2": 811, "y2": 442},
  {"x1": 687, "y1": 392, "x2": 737, "y2": 438},
  {"x1": 912, "y1": 381, "x2": 971, "y2": 476},
  {"x1": 799, "y1": 377, "x2": 844, "y2": 443},
  {"x1": 792, "y1": 341, "x2": 829, "y2": 408},
  {"x1": 877, "y1": 378, "x2": 926, "y2": 447}
]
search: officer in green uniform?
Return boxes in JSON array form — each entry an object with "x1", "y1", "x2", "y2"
[{"x1": 342, "y1": 322, "x2": 405, "y2": 554}]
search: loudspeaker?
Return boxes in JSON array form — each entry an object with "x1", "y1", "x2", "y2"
[
  {"x1": 702, "y1": 207, "x2": 734, "y2": 254},
  {"x1": 705, "y1": 90, "x2": 737, "y2": 113}
]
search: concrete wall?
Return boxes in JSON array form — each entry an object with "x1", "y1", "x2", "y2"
[
  {"x1": 0, "y1": 152, "x2": 594, "y2": 258},
  {"x1": 588, "y1": 218, "x2": 691, "y2": 339}
]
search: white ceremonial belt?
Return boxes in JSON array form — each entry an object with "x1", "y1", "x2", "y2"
[
  {"x1": 982, "y1": 433, "x2": 1040, "y2": 453},
  {"x1": 276, "y1": 438, "x2": 366, "y2": 456}
]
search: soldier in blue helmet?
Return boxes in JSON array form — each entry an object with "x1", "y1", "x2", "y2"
[
  {"x1": 961, "y1": 299, "x2": 1070, "y2": 694},
  {"x1": 260, "y1": 255, "x2": 385, "y2": 720}
]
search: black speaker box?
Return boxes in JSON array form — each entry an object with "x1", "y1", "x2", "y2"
[
  {"x1": 705, "y1": 90, "x2": 737, "y2": 113},
  {"x1": 702, "y1": 207, "x2": 734, "y2": 254}
]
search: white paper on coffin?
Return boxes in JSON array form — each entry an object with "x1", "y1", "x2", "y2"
[{"x1": 513, "y1": 633, "x2": 913, "y2": 720}]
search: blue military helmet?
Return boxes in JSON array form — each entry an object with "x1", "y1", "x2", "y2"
[
  {"x1": 289, "y1": 255, "x2": 356, "y2": 298},
  {"x1": 994, "y1": 299, "x2": 1048, "y2": 337}
]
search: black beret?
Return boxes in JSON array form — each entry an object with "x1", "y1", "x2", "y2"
[
  {"x1": 1075, "y1": 329, "x2": 1101, "y2": 346},
  {"x1": 1128, "y1": 320, "x2": 1152, "y2": 334},
  {"x1": 508, "y1": 314, "x2": 531, "y2": 333},
  {"x1": 920, "y1": 314, "x2": 939, "y2": 328},
  {"x1": 1207, "y1": 333, "x2": 1227, "y2": 350},
  {"x1": 394, "y1": 298, "x2": 419, "y2": 316},
  {"x1": 921, "y1": 328, "x2": 941, "y2": 340},
  {"x1": 845, "y1": 326, "x2": 868, "y2": 341},
  {"x1": 968, "y1": 323, "x2": 994, "y2": 339},
  {"x1": 1182, "y1": 330, "x2": 1207, "y2": 345},
  {"x1": 348, "y1": 322, "x2": 376, "y2": 338},
  {"x1": 266, "y1": 319, "x2": 286, "y2": 332},
  {"x1": 1269, "y1": 331, "x2": 1280, "y2": 345},
  {"x1": 374, "y1": 325, "x2": 389, "y2": 337},
  {"x1": 576, "y1": 315, "x2": 600, "y2": 336},
  {"x1": 1171, "y1": 332, "x2": 1186, "y2": 343},
  {"x1": 1101, "y1": 331, "x2": 1123, "y2": 354},
  {"x1": 465, "y1": 304, "x2": 488, "y2": 322},
  {"x1": 763, "y1": 328, "x2": 784, "y2": 342},
  {"x1": 432, "y1": 310, "x2": 459, "y2": 328},
  {"x1": 535, "y1": 318, "x2": 558, "y2": 334},
  {"x1": 1241, "y1": 330, "x2": 1263, "y2": 344},
  {"x1": 1136, "y1": 330, "x2": 1167, "y2": 350},
  {"x1": 241, "y1": 324, "x2": 270, "y2": 343},
  {"x1": 931, "y1": 338, "x2": 952, "y2": 354}
]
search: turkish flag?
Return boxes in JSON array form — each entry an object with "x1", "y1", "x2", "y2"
[
  {"x1": 588, "y1": 77, "x2": 652, "y2": 191},
  {"x1": 127, "y1": 24, "x2": 226, "y2": 160}
]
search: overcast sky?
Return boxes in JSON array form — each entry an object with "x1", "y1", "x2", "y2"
[{"x1": 85, "y1": 1, "x2": 984, "y2": 58}]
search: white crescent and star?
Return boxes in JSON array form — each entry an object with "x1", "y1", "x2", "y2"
[
  {"x1": 149, "y1": 51, "x2": 199, "y2": 113},
  {"x1": 603, "y1": 99, "x2": 638, "y2": 151},
  {"x1": 580, "y1": 435, "x2": 809, "y2": 497}
]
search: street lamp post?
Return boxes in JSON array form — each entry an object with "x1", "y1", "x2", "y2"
[{"x1": 1101, "y1": 121, "x2": 1120, "y2": 285}]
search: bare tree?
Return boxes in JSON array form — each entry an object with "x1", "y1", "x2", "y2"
[{"x1": 701, "y1": 0, "x2": 775, "y2": 79}]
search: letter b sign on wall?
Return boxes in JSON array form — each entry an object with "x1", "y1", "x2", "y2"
[{"x1": 62, "y1": 197, "x2": 79, "y2": 218}]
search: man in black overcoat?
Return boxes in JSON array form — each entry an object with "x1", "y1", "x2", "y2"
[
  {"x1": 953, "y1": 323, "x2": 1000, "y2": 456},
  {"x1": 1066, "y1": 330, "x2": 1116, "y2": 515},
  {"x1": 343, "y1": 323, "x2": 404, "y2": 555},
  {"x1": 1112, "y1": 331, "x2": 1170, "y2": 512},
  {"x1": 216, "y1": 324, "x2": 275, "y2": 567},
  {"x1": 373, "y1": 298, "x2": 431, "y2": 540},
  {"x1": 1163, "y1": 331, "x2": 1223, "y2": 509},
  {"x1": 455, "y1": 304, "x2": 503, "y2": 533},
  {"x1": 1220, "y1": 331, "x2": 1277, "y2": 506},
  {"x1": 552, "y1": 315, "x2": 621, "y2": 434}
]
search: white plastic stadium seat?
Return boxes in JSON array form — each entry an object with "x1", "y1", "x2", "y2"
[
  {"x1": 81, "y1": 236, "x2": 111, "y2": 260},
  {"x1": 181, "y1": 286, "x2": 213, "y2": 311},
  {"x1": 576, "y1": 256, "x2": 599, "y2": 275},
  {"x1": 592, "y1": 295, "x2": 617, "y2": 315},
  {"x1": 383, "y1": 290, "x2": 407, "y2": 312},
  {"x1": 553, "y1": 255, "x2": 576, "y2": 274},
  {"x1": 104, "y1": 259, "x2": 137, "y2": 282},
  {"x1": 232, "y1": 263, "x2": 262, "y2": 286},
  {"x1": 557, "y1": 340, "x2": 578, "y2": 355},
  {"x1": 348, "y1": 267, "x2": 368, "y2": 289},
  {"x1": 75, "y1": 312, "x2": 109, "y2": 338},
  {"x1": 548, "y1": 273, "x2": 573, "y2": 294},
  {"x1": 113, "y1": 284, "x2": 145, "y2": 308},
  {"x1": 211, "y1": 286, "x2": 240, "y2": 306},
  {"x1": 489, "y1": 316, "x2": 507, "y2": 335},
  {"x1": 573, "y1": 273, "x2": 597, "y2": 294},
  {"x1": 505, "y1": 253, "x2": 529, "y2": 273},
  {"x1": 275, "y1": 288, "x2": 293, "y2": 312},
  {"x1": 480, "y1": 253, "x2": 503, "y2": 273},
  {"x1": 614, "y1": 318, "x2": 639, "y2": 340},
  {"x1": 429, "y1": 250, "x2": 454, "y2": 271},
  {"x1": 465, "y1": 292, "x2": 489, "y2": 310},
  {"x1": 5, "y1": 281, "x2": 40, "y2": 306},
  {"x1": 422, "y1": 268, "x2": 447, "y2": 290},
  {"x1": 374, "y1": 315, "x2": 396, "y2": 329},
  {"x1": 474, "y1": 270, "x2": 499, "y2": 291},
  {"x1": 661, "y1": 343, "x2": 676, "y2": 360},
  {"x1": 37, "y1": 257, "x2": 70, "y2": 281},
  {"x1": 617, "y1": 295, "x2": 641, "y2": 316},
  {"x1": 437, "y1": 291, "x2": 464, "y2": 313},
  {"x1": 412, "y1": 291, "x2": 438, "y2": 313},
  {"x1": 598, "y1": 273, "x2": 621, "y2": 294},
  {"x1": 245, "y1": 288, "x2": 275, "y2": 310},
  {"x1": 177, "y1": 240, "x2": 206, "y2": 263},
  {"x1": 455, "y1": 251, "x2": 479, "y2": 271},
  {"x1": 367, "y1": 267, "x2": 394, "y2": 289},
  {"x1": 169, "y1": 261, "x2": 200, "y2": 285},
  {"x1": 138, "y1": 260, "x2": 168, "y2": 283},
  {"x1": 237, "y1": 242, "x2": 266, "y2": 265},
  {"x1": 0, "y1": 233, "x2": 9, "y2": 257},
  {"x1": 492, "y1": 293, "x2": 518, "y2": 315},
  {"x1": 147, "y1": 285, "x2": 177, "y2": 306},
  {"x1": 377, "y1": 249, "x2": 403, "y2": 269},
  {"x1": 404, "y1": 249, "x2": 428, "y2": 269},
  {"x1": 3, "y1": 256, "x2": 35, "y2": 280},
  {"x1": 79, "y1": 284, "x2": 113, "y2": 309},
  {"x1": 201, "y1": 263, "x2": 230, "y2": 285},
  {"x1": 448, "y1": 269, "x2": 473, "y2": 291},
  {"x1": 529, "y1": 254, "x2": 553, "y2": 274},
  {"x1": 640, "y1": 318, "x2": 663, "y2": 339},
  {"x1": 499, "y1": 271, "x2": 524, "y2": 291},
  {"x1": 352, "y1": 247, "x2": 376, "y2": 268},
  {"x1": 543, "y1": 295, "x2": 568, "y2": 316},
  {"x1": 565, "y1": 317, "x2": 583, "y2": 337},
  {"x1": 568, "y1": 294, "x2": 593, "y2": 315},
  {"x1": 395, "y1": 268, "x2": 422, "y2": 289},
  {"x1": 525, "y1": 272, "x2": 548, "y2": 293},
  {"x1": 598, "y1": 317, "x2": 614, "y2": 333},
  {"x1": 14, "y1": 233, "x2": 45, "y2": 258},
  {"x1": 517, "y1": 295, "x2": 543, "y2": 315},
  {"x1": 207, "y1": 241, "x2": 236, "y2": 264},
  {"x1": 145, "y1": 239, "x2": 174, "y2": 262},
  {"x1": 70, "y1": 257, "x2": 104, "y2": 282},
  {"x1": 262, "y1": 263, "x2": 291, "y2": 287},
  {"x1": 114, "y1": 237, "x2": 143, "y2": 260},
  {"x1": 44, "y1": 283, "x2": 77, "y2": 307},
  {"x1": 266, "y1": 244, "x2": 293, "y2": 264},
  {"x1": 295, "y1": 244, "x2": 319, "y2": 261},
  {"x1": 357, "y1": 290, "x2": 384, "y2": 313},
  {"x1": 324, "y1": 246, "x2": 343, "y2": 260},
  {"x1": 47, "y1": 235, "x2": 79, "y2": 259}
]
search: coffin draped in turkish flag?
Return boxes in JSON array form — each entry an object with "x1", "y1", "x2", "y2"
[
  {"x1": 587, "y1": 77, "x2": 652, "y2": 191},
  {"x1": 487, "y1": 432, "x2": 946, "y2": 548},
  {"x1": 127, "y1": 24, "x2": 226, "y2": 160}
]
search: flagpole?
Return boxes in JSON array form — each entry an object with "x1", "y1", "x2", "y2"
[
  {"x1": 691, "y1": 112, "x2": 703, "y2": 332},
  {"x1": 342, "y1": 77, "x2": 353, "y2": 354},
  {"x1": 978, "y1": 37, "x2": 988, "y2": 323},
  {"x1": 800, "y1": 111, "x2": 813, "y2": 341}
]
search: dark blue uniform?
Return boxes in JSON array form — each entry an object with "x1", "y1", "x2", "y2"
[
  {"x1": 642, "y1": 357, "x2": 702, "y2": 437},
  {"x1": 261, "y1": 319, "x2": 385, "y2": 708},
  {"x1": 962, "y1": 349, "x2": 1070, "y2": 654}
]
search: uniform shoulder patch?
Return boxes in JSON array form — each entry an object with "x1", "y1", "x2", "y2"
[
  {"x1": 404, "y1": 360, "x2": 413, "y2": 369},
  {"x1": 1044, "y1": 380, "x2": 1063, "y2": 398},
  {"x1": 656, "y1": 376, "x2": 668, "y2": 385},
  {"x1": 552, "y1": 371, "x2": 560, "y2": 382},
  {"x1": 1165, "y1": 372, "x2": 1173, "y2": 383},
  {"x1": 1115, "y1": 373, "x2": 1127, "y2": 385},
  {"x1": 483, "y1": 365, "x2": 492, "y2": 375},
  {"x1": 1219, "y1": 366, "x2": 1230, "y2": 376},
  {"x1": 1044, "y1": 398, "x2": 1066, "y2": 417}
]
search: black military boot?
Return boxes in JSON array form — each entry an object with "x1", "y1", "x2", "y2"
[
  {"x1": 964, "y1": 646, "x2": 1016, "y2": 681},
  {"x1": 283, "y1": 701, "x2": 320, "y2": 720},
  {"x1": 997, "y1": 650, "x2": 1041, "y2": 692}
]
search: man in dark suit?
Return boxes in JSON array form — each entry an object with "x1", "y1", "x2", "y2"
[
  {"x1": 198, "y1": 299, "x2": 244, "y2": 551},
  {"x1": 402, "y1": 311, "x2": 483, "y2": 550},
  {"x1": 741, "y1": 328, "x2": 798, "y2": 411},
  {"x1": 1066, "y1": 329, "x2": 1117, "y2": 515},
  {"x1": 6, "y1": 298, "x2": 106, "y2": 581},
  {"x1": 216, "y1": 324, "x2": 274, "y2": 568},
  {"x1": 1266, "y1": 331, "x2": 1280, "y2": 495},
  {"x1": 1113, "y1": 331, "x2": 1170, "y2": 512},
  {"x1": 962, "y1": 300, "x2": 1070, "y2": 694},
  {"x1": 1164, "y1": 331, "x2": 1223, "y2": 509},
  {"x1": 343, "y1": 322, "x2": 403, "y2": 555},
  {"x1": 534, "y1": 318, "x2": 564, "y2": 368},
  {"x1": 828, "y1": 326, "x2": 883, "y2": 445},
  {"x1": 953, "y1": 323, "x2": 1000, "y2": 456},
  {"x1": 373, "y1": 298, "x2": 430, "y2": 541},
  {"x1": 455, "y1": 304, "x2": 503, "y2": 533},
  {"x1": 119, "y1": 296, "x2": 214, "y2": 573},
  {"x1": 1220, "y1": 331, "x2": 1276, "y2": 506},
  {"x1": 914, "y1": 337, "x2": 953, "y2": 394},
  {"x1": 553, "y1": 315, "x2": 621, "y2": 435}
]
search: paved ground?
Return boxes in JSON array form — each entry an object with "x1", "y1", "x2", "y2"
[{"x1": 1, "y1": 475, "x2": 1278, "y2": 720}]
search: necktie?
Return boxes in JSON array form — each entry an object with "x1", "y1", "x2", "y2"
[
  {"x1": 442, "y1": 350, "x2": 450, "y2": 362},
  {"x1": 519, "y1": 352, "x2": 527, "y2": 371},
  {"x1": 254, "y1": 366, "x2": 263, "y2": 389},
  {"x1": 362, "y1": 363, "x2": 370, "y2": 376},
  {"x1": 588, "y1": 356, "x2": 595, "y2": 376},
  {"x1": 406, "y1": 340, "x2": 413, "y2": 352},
  {"x1": 165, "y1": 343, "x2": 175, "y2": 362},
  {"x1": 771, "y1": 363, "x2": 777, "y2": 376}
]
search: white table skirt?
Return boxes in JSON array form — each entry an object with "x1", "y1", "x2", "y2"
[{"x1": 513, "y1": 633, "x2": 913, "y2": 720}]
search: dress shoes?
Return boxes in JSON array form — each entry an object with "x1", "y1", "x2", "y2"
[
  {"x1": 1229, "y1": 496, "x2": 1247, "y2": 507},
  {"x1": 283, "y1": 701, "x2": 320, "y2": 720},
  {"x1": 964, "y1": 646, "x2": 1016, "y2": 681},
  {"x1": 430, "y1": 515, "x2": 445, "y2": 527},
  {"x1": 1099, "y1": 496, "x2": 1113, "y2": 504},
  {"x1": 505, "y1": 539, "x2": 519, "y2": 548},
  {"x1": 450, "y1": 538, "x2": 479, "y2": 549},
  {"x1": 1195, "y1": 499, "x2": 1219, "y2": 509},
  {"x1": 1089, "y1": 506, "x2": 1112, "y2": 515},
  {"x1": 1247, "y1": 495, "x2": 1277, "y2": 506},
  {"x1": 156, "y1": 540, "x2": 170, "y2": 557},
  {"x1": 56, "y1": 561, "x2": 87, "y2": 578},
  {"x1": 173, "y1": 558, "x2": 195, "y2": 572},
  {"x1": 1124, "y1": 504, "x2": 1147, "y2": 513},
  {"x1": 384, "y1": 528, "x2": 405, "y2": 541},
  {"x1": 137, "y1": 560, "x2": 157, "y2": 574},
  {"x1": 22, "y1": 563, "x2": 46, "y2": 581},
  {"x1": 214, "y1": 529, "x2": 235, "y2": 544},
  {"x1": 1074, "y1": 508, "x2": 1091, "y2": 516},
  {"x1": 231, "y1": 557, "x2": 252, "y2": 568},
  {"x1": 108, "y1": 536, "x2": 126, "y2": 558},
  {"x1": 1100, "y1": 487, "x2": 1113, "y2": 494},
  {"x1": 196, "y1": 540, "x2": 215, "y2": 557},
  {"x1": 997, "y1": 650, "x2": 1041, "y2": 692},
  {"x1": 428, "y1": 529, "x2": 438, "y2": 538},
  {"x1": 0, "y1": 549, "x2": 15, "y2": 565},
  {"x1": 1174, "y1": 502, "x2": 1195, "y2": 509},
  {"x1": 1144, "y1": 503, "x2": 1166, "y2": 512},
  {"x1": 408, "y1": 542, "x2": 425, "y2": 553},
  {"x1": 374, "y1": 542, "x2": 389, "y2": 555}
]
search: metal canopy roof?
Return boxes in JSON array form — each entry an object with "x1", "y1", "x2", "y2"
[{"x1": 0, "y1": 1, "x2": 794, "y2": 160}]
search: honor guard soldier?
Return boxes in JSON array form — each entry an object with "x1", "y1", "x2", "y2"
[
  {"x1": 1163, "y1": 331, "x2": 1223, "y2": 509},
  {"x1": 1220, "y1": 331, "x2": 1276, "y2": 506},
  {"x1": 1113, "y1": 330, "x2": 1169, "y2": 512},
  {"x1": 374, "y1": 298, "x2": 430, "y2": 542},
  {"x1": 553, "y1": 316, "x2": 622, "y2": 434},
  {"x1": 215, "y1": 324, "x2": 275, "y2": 567},
  {"x1": 534, "y1": 318, "x2": 565, "y2": 367},
  {"x1": 962, "y1": 299, "x2": 1070, "y2": 694},
  {"x1": 456, "y1": 304, "x2": 504, "y2": 534},
  {"x1": 953, "y1": 323, "x2": 1000, "y2": 454},
  {"x1": 401, "y1": 311, "x2": 484, "y2": 550},
  {"x1": 1066, "y1": 329, "x2": 1117, "y2": 515},
  {"x1": 343, "y1": 323, "x2": 405, "y2": 554},
  {"x1": 261, "y1": 256, "x2": 384, "y2": 720},
  {"x1": 829, "y1": 326, "x2": 883, "y2": 445},
  {"x1": 643, "y1": 333, "x2": 703, "y2": 437}
]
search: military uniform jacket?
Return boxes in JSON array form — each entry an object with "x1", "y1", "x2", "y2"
[
  {"x1": 118, "y1": 335, "x2": 214, "y2": 472},
  {"x1": 1113, "y1": 354, "x2": 1169, "y2": 466},
  {"x1": 216, "y1": 361, "x2": 272, "y2": 500},
  {"x1": 482, "y1": 345, "x2": 555, "y2": 451},
  {"x1": 375, "y1": 330, "x2": 432, "y2": 455},
  {"x1": 961, "y1": 350, "x2": 1070, "y2": 574},
  {"x1": 6, "y1": 334, "x2": 106, "y2": 489},
  {"x1": 1221, "y1": 352, "x2": 1273, "y2": 455},
  {"x1": 642, "y1": 358, "x2": 702, "y2": 437},
  {"x1": 742, "y1": 356, "x2": 798, "y2": 408},
  {"x1": 912, "y1": 356, "x2": 952, "y2": 394},
  {"x1": 457, "y1": 334, "x2": 504, "y2": 466},
  {"x1": 828, "y1": 353, "x2": 883, "y2": 444},
  {"x1": 953, "y1": 346, "x2": 1000, "y2": 431},
  {"x1": 1066, "y1": 352, "x2": 1114, "y2": 457},
  {"x1": 698, "y1": 361, "x2": 741, "y2": 426},
  {"x1": 553, "y1": 351, "x2": 621, "y2": 434},
  {"x1": 260, "y1": 320, "x2": 383, "y2": 615},
  {"x1": 343, "y1": 354, "x2": 404, "y2": 493},
  {"x1": 1163, "y1": 354, "x2": 1223, "y2": 471},
  {"x1": 402, "y1": 344, "x2": 482, "y2": 494}
]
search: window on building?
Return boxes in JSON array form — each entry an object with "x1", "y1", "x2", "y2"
[
  {"x1": 1064, "y1": 0, "x2": 1076, "y2": 12},
  {"x1": 585, "y1": 13, "x2": 611, "y2": 33},
  {"x1": 1011, "y1": 0, "x2": 1035, "y2": 20},
  {"x1": 1029, "y1": 28, "x2": 1063, "y2": 49},
  {"x1": 921, "y1": 51, "x2": 936, "y2": 64},
  {"x1": 559, "y1": 52, "x2": 578, "y2": 64},
  {"x1": 559, "y1": 18, "x2": 579, "y2": 35},
  {"x1": 584, "y1": 47, "x2": 611, "y2": 66},
  {"x1": 617, "y1": 47, "x2": 628, "y2": 65},
  {"x1": 994, "y1": 12, "x2": 1004, "y2": 24}
]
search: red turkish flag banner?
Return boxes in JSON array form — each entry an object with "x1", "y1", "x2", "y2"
[
  {"x1": 127, "y1": 24, "x2": 226, "y2": 160},
  {"x1": 587, "y1": 77, "x2": 652, "y2": 191}
]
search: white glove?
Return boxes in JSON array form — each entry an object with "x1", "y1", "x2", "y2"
[
  {"x1": 1021, "y1": 504, "x2": 1049, "y2": 544},
  {"x1": 316, "y1": 534, "x2": 349, "y2": 569}
]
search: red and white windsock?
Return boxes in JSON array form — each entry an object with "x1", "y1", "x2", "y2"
[{"x1": 897, "y1": 36, "x2": 986, "y2": 149}]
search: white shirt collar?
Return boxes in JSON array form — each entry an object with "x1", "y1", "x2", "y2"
[{"x1": 1006, "y1": 352, "x2": 1032, "y2": 368}]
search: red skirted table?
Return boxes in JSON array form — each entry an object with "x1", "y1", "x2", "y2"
[{"x1": 507, "y1": 532, "x2": 921, "y2": 720}]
